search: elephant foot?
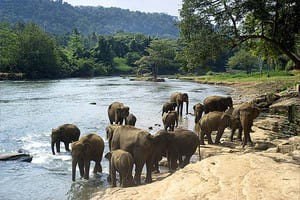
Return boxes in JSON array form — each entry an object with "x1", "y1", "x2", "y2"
[
  {"x1": 208, "y1": 141, "x2": 213, "y2": 145},
  {"x1": 145, "y1": 178, "x2": 152, "y2": 184},
  {"x1": 152, "y1": 169, "x2": 160, "y2": 174},
  {"x1": 200, "y1": 141, "x2": 205, "y2": 145}
]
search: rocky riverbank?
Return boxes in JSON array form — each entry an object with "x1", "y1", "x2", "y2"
[{"x1": 92, "y1": 79, "x2": 300, "y2": 200}]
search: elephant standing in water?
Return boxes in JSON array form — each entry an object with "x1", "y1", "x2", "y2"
[
  {"x1": 106, "y1": 125, "x2": 154, "y2": 185},
  {"x1": 71, "y1": 133, "x2": 104, "y2": 181},
  {"x1": 105, "y1": 150, "x2": 134, "y2": 187},
  {"x1": 170, "y1": 92, "x2": 189, "y2": 116},
  {"x1": 108, "y1": 102, "x2": 130, "y2": 125},
  {"x1": 193, "y1": 103, "x2": 204, "y2": 123},
  {"x1": 51, "y1": 124, "x2": 80, "y2": 155},
  {"x1": 203, "y1": 96, "x2": 233, "y2": 114},
  {"x1": 125, "y1": 113, "x2": 137, "y2": 126},
  {"x1": 162, "y1": 110, "x2": 178, "y2": 131},
  {"x1": 162, "y1": 102, "x2": 177, "y2": 116},
  {"x1": 198, "y1": 111, "x2": 231, "y2": 145}
]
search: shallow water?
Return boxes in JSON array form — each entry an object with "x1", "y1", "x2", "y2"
[{"x1": 0, "y1": 77, "x2": 232, "y2": 200}]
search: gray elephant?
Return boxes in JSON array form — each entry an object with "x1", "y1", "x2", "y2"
[
  {"x1": 170, "y1": 92, "x2": 189, "y2": 116},
  {"x1": 105, "y1": 150, "x2": 134, "y2": 187},
  {"x1": 198, "y1": 111, "x2": 231, "y2": 145},
  {"x1": 106, "y1": 125, "x2": 153, "y2": 185},
  {"x1": 162, "y1": 102, "x2": 177, "y2": 116},
  {"x1": 162, "y1": 110, "x2": 178, "y2": 131},
  {"x1": 108, "y1": 102, "x2": 130, "y2": 125},
  {"x1": 203, "y1": 96, "x2": 233, "y2": 114},
  {"x1": 51, "y1": 124, "x2": 80, "y2": 155},
  {"x1": 125, "y1": 113, "x2": 137, "y2": 126},
  {"x1": 231, "y1": 103, "x2": 260, "y2": 147},
  {"x1": 193, "y1": 103, "x2": 204, "y2": 123},
  {"x1": 71, "y1": 133, "x2": 104, "y2": 181},
  {"x1": 167, "y1": 128, "x2": 200, "y2": 170}
]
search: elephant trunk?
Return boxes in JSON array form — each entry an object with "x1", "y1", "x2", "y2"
[
  {"x1": 51, "y1": 141, "x2": 55, "y2": 155},
  {"x1": 186, "y1": 101, "x2": 189, "y2": 115},
  {"x1": 72, "y1": 158, "x2": 77, "y2": 181}
]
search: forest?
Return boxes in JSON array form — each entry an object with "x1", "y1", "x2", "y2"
[
  {"x1": 0, "y1": 0, "x2": 178, "y2": 37},
  {"x1": 0, "y1": 0, "x2": 299, "y2": 79}
]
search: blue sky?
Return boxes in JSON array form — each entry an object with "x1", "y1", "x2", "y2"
[{"x1": 63, "y1": 0, "x2": 183, "y2": 16}]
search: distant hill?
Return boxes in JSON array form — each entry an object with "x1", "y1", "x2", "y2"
[{"x1": 0, "y1": 0, "x2": 179, "y2": 37}]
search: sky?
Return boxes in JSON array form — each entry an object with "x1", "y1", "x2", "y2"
[{"x1": 63, "y1": 0, "x2": 183, "y2": 16}]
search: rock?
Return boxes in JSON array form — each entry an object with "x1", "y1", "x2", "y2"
[
  {"x1": 93, "y1": 154, "x2": 300, "y2": 200},
  {"x1": 289, "y1": 150, "x2": 300, "y2": 162},
  {"x1": 265, "y1": 147, "x2": 277, "y2": 153},
  {"x1": 277, "y1": 144, "x2": 296, "y2": 154},
  {"x1": 254, "y1": 142, "x2": 276, "y2": 151},
  {"x1": 148, "y1": 127, "x2": 153, "y2": 130},
  {"x1": 89, "y1": 102, "x2": 96, "y2": 105},
  {"x1": 0, "y1": 153, "x2": 33, "y2": 162}
]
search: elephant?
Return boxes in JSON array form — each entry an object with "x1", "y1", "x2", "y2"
[
  {"x1": 106, "y1": 125, "x2": 154, "y2": 185},
  {"x1": 162, "y1": 110, "x2": 178, "y2": 131},
  {"x1": 198, "y1": 111, "x2": 232, "y2": 145},
  {"x1": 193, "y1": 103, "x2": 204, "y2": 123},
  {"x1": 162, "y1": 102, "x2": 177, "y2": 116},
  {"x1": 125, "y1": 113, "x2": 137, "y2": 126},
  {"x1": 51, "y1": 124, "x2": 80, "y2": 155},
  {"x1": 71, "y1": 133, "x2": 104, "y2": 181},
  {"x1": 170, "y1": 92, "x2": 189, "y2": 116},
  {"x1": 229, "y1": 103, "x2": 260, "y2": 145},
  {"x1": 167, "y1": 128, "x2": 200, "y2": 170},
  {"x1": 203, "y1": 96, "x2": 233, "y2": 114},
  {"x1": 105, "y1": 149, "x2": 134, "y2": 187},
  {"x1": 108, "y1": 102, "x2": 130, "y2": 125},
  {"x1": 231, "y1": 103, "x2": 260, "y2": 147}
]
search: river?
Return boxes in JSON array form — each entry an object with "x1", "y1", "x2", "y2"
[{"x1": 0, "y1": 77, "x2": 232, "y2": 200}]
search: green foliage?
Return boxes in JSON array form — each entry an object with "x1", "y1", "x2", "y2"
[
  {"x1": 227, "y1": 49, "x2": 259, "y2": 74},
  {"x1": 178, "y1": 0, "x2": 300, "y2": 71},
  {"x1": 135, "y1": 39, "x2": 179, "y2": 79},
  {"x1": 114, "y1": 57, "x2": 132, "y2": 74},
  {"x1": 0, "y1": 0, "x2": 179, "y2": 37}
]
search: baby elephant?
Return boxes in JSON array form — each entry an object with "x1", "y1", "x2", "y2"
[
  {"x1": 105, "y1": 150, "x2": 134, "y2": 187},
  {"x1": 162, "y1": 110, "x2": 178, "y2": 131},
  {"x1": 162, "y1": 102, "x2": 177, "y2": 116},
  {"x1": 51, "y1": 124, "x2": 80, "y2": 155},
  {"x1": 125, "y1": 113, "x2": 137, "y2": 126},
  {"x1": 198, "y1": 111, "x2": 231, "y2": 145}
]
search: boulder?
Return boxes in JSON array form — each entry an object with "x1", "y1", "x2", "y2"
[{"x1": 0, "y1": 153, "x2": 33, "y2": 162}]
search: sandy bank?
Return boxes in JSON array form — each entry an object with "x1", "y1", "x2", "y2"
[{"x1": 93, "y1": 153, "x2": 300, "y2": 200}]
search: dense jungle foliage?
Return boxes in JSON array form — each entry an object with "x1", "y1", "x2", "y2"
[{"x1": 0, "y1": 0, "x2": 179, "y2": 37}]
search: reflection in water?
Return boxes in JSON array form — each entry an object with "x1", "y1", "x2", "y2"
[{"x1": 0, "y1": 77, "x2": 231, "y2": 200}]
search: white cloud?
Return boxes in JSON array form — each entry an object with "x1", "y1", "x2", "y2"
[{"x1": 63, "y1": 0, "x2": 182, "y2": 16}]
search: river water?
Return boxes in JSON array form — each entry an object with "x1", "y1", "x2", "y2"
[{"x1": 0, "y1": 77, "x2": 231, "y2": 200}]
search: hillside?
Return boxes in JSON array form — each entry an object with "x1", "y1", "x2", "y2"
[{"x1": 0, "y1": 0, "x2": 179, "y2": 37}]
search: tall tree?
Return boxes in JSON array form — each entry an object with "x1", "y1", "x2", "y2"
[
  {"x1": 135, "y1": 39, "x2": 178, "y2": 80},
  {"x1": 179, "y1": 0, "x2": 300, "y2": 70}
]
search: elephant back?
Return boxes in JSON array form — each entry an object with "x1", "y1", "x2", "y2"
[{"x1": 170, "y1": 92, "x2": 181, "y2": 103}]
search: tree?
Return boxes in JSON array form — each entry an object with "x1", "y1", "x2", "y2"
[
  {"x1": 135, "y1": 39, "x2": 178, "y2": 80},
  {"x1": 92, "y1": 36, "x2": 114, "y2": 66},
  {"x1": 179, "y1": 0, "x2": 300, "y2": 70},
  {"x1": 227, "y1": 49, "x2": 259, "y2": 73},
  {"x1": 0, "y1": 22, "x2": 20, "y2": 72}
]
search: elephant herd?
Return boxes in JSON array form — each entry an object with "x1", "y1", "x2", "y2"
[{"x1": 50, "y1": 92, "x2": 260, "y2": 188}]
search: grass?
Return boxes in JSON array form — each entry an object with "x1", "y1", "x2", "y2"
[
  {"x1": 181, "y1": 70, "x2": 300, "y2": 83},
  {"x1": 114, "y1": 57, "x2": 132, "y2": 73}
]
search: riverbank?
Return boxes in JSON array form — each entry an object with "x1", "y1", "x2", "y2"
[{"x1": 92, "y1": 74, "x2": 300, "y2": 200}]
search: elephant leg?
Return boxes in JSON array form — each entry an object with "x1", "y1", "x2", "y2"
[
  {"x1": 164, "y1": 125, "x2": 168, "y2": 131},
  {"x1": 215, "y1": 128, "x2": 225, "y2": 144},
  {"x1": 242, "y1": 131, "x2": 249, "y2": 148},
  {"x1": 78, "y1": 160, "x2": 84, "y2": 178},
  {"x1": 207, "y1": 132, "x2": 213, "y2": 144},
  {"x1": 237, "y1": 127, "x2": 243, "y2": 141},
  {"x1": 111, "y1": 165, "x2": 117, "y2": 187},
  {"x1": 94, "y1": 160, "x2": 102, "y2": 173},
  {"x1": 180, "y1": 104, "x2": 183, "y2": 116},
  {"x1": 120, "y1": 118, "x2": 124, "y2": 125},
  {"x1": 230, "y1": 129, "x2": 235, "y2": 142},
  {"x1": 134, "y1": 161, "x2": 144, "y2": 185},
  {"x1": 64, "y1": 142, "x2": 70, "y2": 152},
  {"x1": 182, "y1": 155, "x2": 191, "y2": 168},
  {"x1": 178, "y1": 155, "x2": 183, "y2": 168},
  {"x1": 200, "y1": 130, "x2": 205, "y2": 145},
  {"x1": 56, "y1": 141, "x2": 60, "y2": 153},
  {"x1": 145, "y1": 159, "x2": 152, "y2": 183},
  {"x1": 247, "y1": 132, "x2": 253, "y2": 146},
  {"x1": 84, "y1": 160, "x2": 90, "y2": 180}
]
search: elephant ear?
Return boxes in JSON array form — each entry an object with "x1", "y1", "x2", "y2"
[
  {"x1": 193, "y1": 105, "x2": 196, "y2": 111},
  {"x1": 221, "y1": 113, "x2": 232, "y2": 127},
  {"x1": 116, "y1": 108, "x2": 121, "y2": 114},
  {"x1": 83, "y1": 143, "x2": 91, "y2": 152}
]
